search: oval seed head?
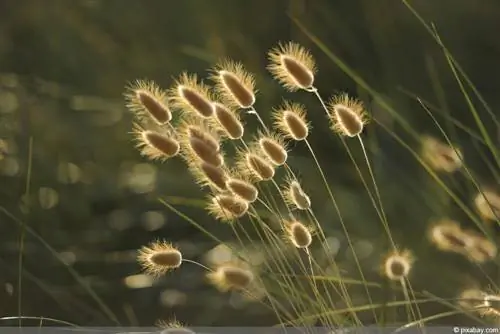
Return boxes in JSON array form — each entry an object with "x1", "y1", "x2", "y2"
[
  {"x1": 212, "y1": 102, "x2": 244, "y2": 139},
  {"x1": 226, "y1": 177, "x2": 258, "y2": 203},
  {"x1": 239, "y1": 152, "x2": 275, "y2": 181},
  {"x1": 284, "y1": 179, "x2": 311, "y2": 210},
  {"x1": 428, "y1": 219, "x2": 474, "y2": 254},
  {"x1": 258, "y1": 135, "x2": 288, "y2": 166},
  {"x1": 465, "y1": 235, "x2": 498, "y2": 264},
  {"x1": 328, "y1": 93, "x2": 368, "y2": 137},
  {"x1": 124, "y1": 80, "x2": 172, "y2": 125},
  {"x1": 179, "y1": 120, "x2": 224, "y2": 167},
  {"x1": 273, "y1": 101, "x2": 310, "y2": 141},
  {"x1": 188, "y1": 136, "x2": 224, "y2": 167},
  {"x1": 382, "y1": 250, "x2": 414, "y2": 281},
  {"x1": 137, "y1": 241, "x2": 182, "y2": 277},
  {"x1": 169, "y1": 72, "x2": 214, "y2": 118},
  {"x1": 267, "y1": 42, "x2": 316, "y2": 91},
  {"x1": 208, "y1": 194, "x2": 249, "y2": 223},
  {"x1": 189, "y1": 161, "x2": 228, "y2": 191},
  {"x1": 285, "y1": 220, "x2": 313, "y2": 249},
  {"x1": 420, "y1": 135, "x2": 463, "y2": 173},
  {"x1": 207, "y1": 264, "x2": 254, "y2": 292},
  {"x1": 457, "y1": 288, "x2": 487, "y2": 310},
  {"x1": 157, "y1": 320, "x2": 195, "y2": 334},
  {"x1": 211, "y1": 60, "x2": 256, "y2": 109},
  {"x1": 132, "y1": 123, "x2": 180, "y2": 162},
  {"x1": 474, "y1": 189, "x2": 500, "y2": 222}
]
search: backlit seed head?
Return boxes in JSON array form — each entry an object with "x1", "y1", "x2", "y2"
[
  {"x1": 124, "y1": 80, "x2": 172, "y2": 125},
  {"x1": 226, "y1": 177, "x2": 259, "y2": 203},
  {"x1": 211, "y1": 60, "x2": 256, "y2": 109},
  {"x1": 157, "y1": 319, "x2": 195, "y2": 334},
  {"x1": 481, "y1": 294, "x2": 500, "y2": 318},
  {"x1": 283, "y1": 179, "x2": 311, "y2": 210},
  {"x1": 137, "y1": 241, "x2": 182, "y2": 277},
  {"x1": 328, "y1": 93, "x2": 368, "y2": 137},
  {"x1": 474, "y1": 189, "x2": 500, "y2": 222},
  {"x1": 188, "y1": 136, "x2": 224, "y2": 167},
  {"x1": 257, "y1": 134, "x2": 288, "y2": 166},
  {"x1": 420, "y1": 135, "x2": 463, "y2": 173},
  {"x1": 178, "y1": 119, "x2": 223, "y2": 167},
  {"x1": 208, "y1": 194, "x2": 249, "y2": 222},
  {"x1": 381, "y1": 250, "x2": 414, "y2": 281},
  {"x1": 212, "y1": 102, "x2": 244, "y2": 140},
  {"x1": 189, "y1": 161, "x2": 228, "y2": 191},
  {"x1": 465, "y1": 235, "x2": 498, "y2": 264},
  {"x1": 169, "y1": 72, "x2": 215, "y2": 118},
  {"x1": 235, "y1": 148, "x2": 275, "y2": 182},
  {"x1": 428, "y1": 219, "x2": 474, "y2": 254},
  {"x1": 457, "y1": 288, "x2": 487, "y2": 310},
  {"x1": 206, "y1": 264, "x2": 254, "y2": 292},
  {"x1": 132, "y1": 123, "x2": 180, "y2": 161},
  {"x1": 273, "y1": 101, "x2": 310, "y2": 141},
  {"x1": 284, "y1": 220, "x2": 313, "y2": 249},
  {"x1": 267, "y1": 42, "x2": 316, "y2": 91}
]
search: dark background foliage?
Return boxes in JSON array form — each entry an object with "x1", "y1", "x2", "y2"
[{"x1": 0, "y1": 0, "x2": 499, "y2": 327}]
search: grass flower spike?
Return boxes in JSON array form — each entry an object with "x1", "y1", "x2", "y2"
[
  {"x1": 137, "y1": 241, "x2": 182, "y2": 277},
  {"x1": 125, "y1": 79, "x2": 172, "y2": 124}
]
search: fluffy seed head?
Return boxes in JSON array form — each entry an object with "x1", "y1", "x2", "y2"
[
  {"x1": 465, "y1": 235, "x2": 498, "y2": 264},
  {"x1": 328, "y1": 93, "x2": 368, "y2": 137},
  {"x1": 420, "y1": 135, "x2": 463, "y2": 173},
  {"x1": 457, "y1": 288, "x2": 487, "y2": 310},
  {"x1": 258, "y1": 135, "x2": 288, "y2": 166},
  {"x1": 235, "y1": 149, "x2": 275, "y2": 182},
  {"x1": 208, "y1": 194, "x2": 249, "y2": 222},
  {"x1": 428, "y1": 219, "x2": 474, "y2": 254},
  {"x1": 125, "y1": 80, "x2": 172, "y2": 125},
  {"x1": 382, "y1": 250, "x2": 414, "y2": 281},
  {"x1": 481, "y1": 294, "x2": 500, "y2": 318},
  {"x1": 285, "y1": 220, "x2": 313, "y2": 249},
  {"x1": 212, "y1": 102, "x2": 244, "y2": 139},
  {"x1": 179, "y1": 119, "x2": 224, "y2": 167},
  {"x1": 189, "y1": 161, "x2": 228, "y2": 191},
  {"x1": 273, "y1": 101, "x2": 309, "y2": 141},
  {"x1": 170, "y1": 72, "x2": 214, "y2": 118},
  {"x1": 211, "y1": 60, "x2": 256, "y2": 109},
  {"x1": 137, "y1": 241, "x2": 182, "y2": 277},
  {"x1": 188, "y1": 136, "x2": 224, "y2": 167},
  {"x1": 284, "y1": 179, "x2": 311, "y2": 210},
  {"x1": 226, "y1": 177, "x2": 258, "y2": 203},
  {"x1": 132, "y1": 123, "x2": 180, "y2": 161},
  {"x1": 267, "y1": 42, "x2": 316, "y2": 91},
  {"x1": 207, "y1": 264, "x2": 254, "y2": 292},
  {"x1": 157, "y1": 320, "x2": 195, "y2": 334},
  {"x1": 474, "y1": 189, "x2": 500, "y2": 222}
]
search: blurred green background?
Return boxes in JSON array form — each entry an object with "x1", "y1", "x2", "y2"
[{"x1": 0, "y1": 0, "x2": 499, "y2": 327}]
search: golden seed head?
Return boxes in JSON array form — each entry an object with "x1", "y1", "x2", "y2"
[
  {"x1": 457, "y1": 288, "x2": 487, "y2": 310},
  {"x1": 125, "y1": 80, "x2": 172, "y2": 125},
  {"x1": 178, "y1": 119, "x2": 224, "y2": 167},
  {"x1": 481, "y1": 294, "x2": 500, "y2": 318},
  {"x1": 273, "y1": 101, "x2": 309, "y2": 141},
  {"x1": 157, "y1": 319, "x2": 195, "y2": 334},
  {"x1": 189, "y1": 161, "x2": 228, "y2": 191},
  {"x1": 328, "y1": 93, "x2": 368, "y2": 137},
  {"x1": 284, "y1": 179, "x2": 311, "y2": 210},
  {"x1": 211, "y1": 60, "x2": 256, "y2": 109},
  {"x1": 207, "y1": 264, "x2": 254, "y2": 292},
  {"x1": 428, "y1": 219, "x2": 474, "y2": 254},
  {"x1": 258, "y1": 135, "x2": 288, "y2": 166},
  {"x1": 474, "y1": 189, "x2": 500, "y2": 222},
  {"x1": 212, "y1": 102, "x2": 244, "y2": 140},
  {"x1": 188, "y1": 136, "x2": 224, "y2": 167},
  {"x1": 226, "y1": 177, "x2": 259, "y2": 203},
  {"x1": 267, "y1": 42, "x2": 316, "y2": 91},
  {"x1": 137, "y1": 241, "x2": 182, "y2": 277},
  {"x1": 285, "y1": 220, "x2": 312, "y2": 249},
  {"x1": 465, "y1": 235, "x2": 498, "y2": 264},
  {"x1": 420, "y1": 135, "x2": 463, "y2": 173},
  {"x1": 208, "y1": 194, "x2": 249, "y2": 222},
  {"x1": 132, "y1": 123, "x2": 180, "y2": 161},
  {"x1": 244, "y1": 152, "x2": 275, "y2": 181},
  {"x1": 382, "y1": 250, "x2": 414, "y2": 281},
  {"x1": 170, "y1": 72, "x2": 214, "y2": 118}
]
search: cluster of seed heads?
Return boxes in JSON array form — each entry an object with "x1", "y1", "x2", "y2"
[{"x1": 125, "y1": 41, "x2": 499, "y2": 327}]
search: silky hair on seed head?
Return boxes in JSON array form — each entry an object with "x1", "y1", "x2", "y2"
[
  {"x1": 283, "y1": 178, "x2": 311, "y2": 210},
  {"x1": 420, "y1": 135, "x2": 463, "y2": 173},
  {"x1": 132, "y1": 123, "x2": 180, "y2": 162},
  {"x1": 273, "y1": 100, "x2": 310, "y2": 141},
  {"x1": 207, "y1": 194, "x2": 249, "y2": 223},
  {"x1": 267, "y1": 42, "x2": 317, "y2": 91},
  {"x1": 254, "y1": 132, "x2": 288, "y2": 166},
  {"x1": 235, "y1": 147, "x2": 275, "y2": 182},
  {"x1": 328, "y1": 93, "x2": 368, "y2": 137},
  {"x1": 210, "y1": 59, "x2": 256, "y2": 109},
  {"x1": 284, "y1": 220, "x2": 313, "y2": 249},
  {"x1": 206, "y1": 263, "x2": 254, "y2": 292},
  {"x1": 169, "y1": 72, "x2": 215, "y2": 118},
  {"x1": 125, "y1": 79, "x2": 172, "y2": 125},
  {"x1": 211, "y1": 102, "x2": 245, "y2": 140},
  {"x1": 381, "y1": 249, "x2": 414, "y2": 281},
  {"x1": 137, "y1": 241, "x2": 182, "y2": 277}
]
